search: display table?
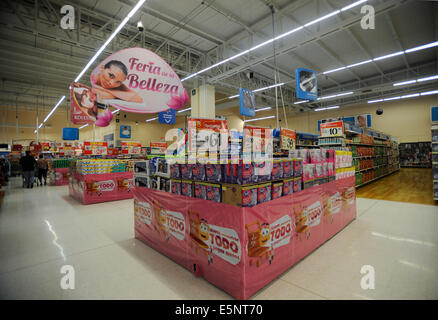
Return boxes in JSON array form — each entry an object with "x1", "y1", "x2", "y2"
[
  {"x1": 133, "y1": 176, "x2": 356, "y2": 299},
  {"x1": 55, "y1": 168, "x2": 70, "y2": 186},
  {"x1": 69, "y1": 171, "x2": 134, "y2": 204}
]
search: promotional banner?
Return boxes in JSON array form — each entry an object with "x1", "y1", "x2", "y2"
[
  {"x1": 121, "y1": 141, "x2": 142, "y2": 155},
  {"x1": 158, "y1": 109, "x2": 176, "y2": 124},
  {"x1": 320, "y1": 120, "x2": 344, "y2": 137},
  {"x1": 243, "y1": 126, "x2": 273, "y2": 154},
  {"x1": 120, "y1": 125, "x2": 131, "y2": 139},
  {"x1": 70, "y1": 83, "x2": 113, "y2": 127},
  {"x1": 295, "y1": 68, "x2": 318, "y2": 101},
  {"x1": 280, "y1": 128, "x2": 296, "y2": 150},
  {"x1": 83, "y1": 141, "x2": 108, "y2": 155},
  {"x1": 89, "y1": 48, "x2": 189, "y2": 113},
  {"x1": 239, "y1": 88, "x2": 256, "y2": 117},
  {"x1": 150, "y1": 142, "x2": 167, "y2": 155}
]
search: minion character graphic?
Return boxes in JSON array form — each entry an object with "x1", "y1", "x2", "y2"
[{"x1": 199, "y1": 218, "x2": 214, "y2": 265}]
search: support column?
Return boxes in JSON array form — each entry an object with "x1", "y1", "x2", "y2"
[{"x1": 190, "y1": 84, "x2": 215, "y2": 119}]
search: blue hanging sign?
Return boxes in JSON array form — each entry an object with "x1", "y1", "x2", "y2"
[
  {"x1": 295, "y1": 68, "x2": 318, "y2": 101},
  {"x1": 158, "y1": 109, "x2": 175, "y2": 124},
  {"x1": 239, "y1": 88, "x2": 256, "y2": 117}
]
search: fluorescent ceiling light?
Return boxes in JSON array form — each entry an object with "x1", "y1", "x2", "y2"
[
  {"x1": 405, "y1": 41, "x2": 438, "y2": 53},
  {"x1": 244, "y1": 115, "x2": 275, "y2": 123},
  {"x1": 43, "y1": 96, "x2": 66, "y2": 123},
  {"x1": 146, "y1": 117, "x2": 157, "y2": 122},
  {"x1": 318, "y1": 91, "x2": 354, "y2": 100},
  {"x1": 182, "y1": 2, "x2": 362, "y2": 82},
  {"x1": 323, "y1": 66, "x2": 346, "y2": 75},
  {"x1": 253, "y1": 83, "x2": 285, "y2": 92},
  {"x1": 228, "y1": 94, "x2": 239, "y2": 99},
  {"x1": 38, "y1": 123, "x2": 43, "y2": 129},
  {"x1": 384, "y1": 96, "x2": 401, "y2": 101},
  {"x1": 314, "y1": 105, "x2": 339, "y2": 111},
  {"x1": 418, "y1": 75, "x2": 438, "y2": 82},
  {"x1": 347, "y1": 59, "x2": 372, "y2": 68},
  {"x1": 368, "y1": 99, "x2": 383, "y2": 103},
  {"x1": 111, "y1": 109, "x2": 120, "y2": 114},
  {"x1": 73, "y1": 0, "x2": 146, "y2": 82},
  {"x1": 341, "y1": 0, "x2": 368, "y2": 11},
  {"x1": 294, "y1": 100, "x2": 309, "y2": 105},
  {"x1": 79, "y1": 124, "x2": 89, "y2": 129},
  {"x1": 373, "y1": 51, "x2": 404, "y2": 62},
  {"x1": 401, "y1": 93, "x2": 420, "y2": 99},
  {"x1": 421, "y1": 90, "x2": 438, "y2": 96},
  {"x1": 393, "y1": 80, "x2": 416, "y2": 86},
  {"x1": 177, "y1": 107, "x2": 191, "y2": 113},
  {"x1": 304, "y1": 10, "x2": 340, "y2": 27},
  {"x1": 255, "y1": 107, "x2": 272, "y2": 112}
]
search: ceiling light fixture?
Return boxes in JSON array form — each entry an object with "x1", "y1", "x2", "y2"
[
  {"x1": 314, "y1": 105, "x2": 340, "y2": 111},
  {"x1": 294, "y1": 100, "x2": 309, "y2": 105},
  {"x1": 368, "y1": 89, "x2": 438, "y2": 103},
  {"x1": 255, "y1": 107, "x2": 272, "y2": 112},
  {"x1": 73, "y1": 0, "x2": 147, "y2": 83},
  {"x1": 181, "y1": 1, "x2": 367, "y2": 82},
  {"x1": 393, "y1": 74, "x2": 438, "y2": 86},
  {"x1": 244, "y1": 115, "x2": 275, "y2": 123},
  {"x1": 146, "y1": 117, "x2": 158, "y2": 122},
  {"x1": 35, "y1": 95, "x2": 66, "y2": 134},
  {"x1": 79, "y1": 124, "x2": 89, "y2": 129},
  {"x1": 177, "y1": 107, "x2": 191, "y2": 113},
  {"x1": 112, "y1": 109, "x2": 120, "y2": 114}
]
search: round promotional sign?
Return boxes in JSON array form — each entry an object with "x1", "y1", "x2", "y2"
[{"x1": 90, "y1": 48, "x2": 189, "y2": 113}]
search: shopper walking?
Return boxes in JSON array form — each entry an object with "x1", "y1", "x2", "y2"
[
  {"x1": 36, "y1": 154, "x2": 48, "y2": 186},
  {"x1": 19, "y1": 151, "x2": 36, "y2": 188}
]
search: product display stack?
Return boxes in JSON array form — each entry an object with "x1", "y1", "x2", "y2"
[
  {"x1": 133, "y1": 120, "x2": 357, "y2": 300},
  {"x1": 133, "y1": 156, "x2": 171, "y2": 192},
  {"x1": 399, "y1": 142, "x2": 431, "y2": 168},
  {"x1": 69, "y1": 159, "x2": 134, "y2": 204},
  {"x1": 49, "y1": 159, "x2": 72, "y2": 186}
]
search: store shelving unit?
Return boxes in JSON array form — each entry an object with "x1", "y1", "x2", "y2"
[
  {"x1": 399, "y1": 142, "x2": 432, "y2": 168},
  {"x1": 432, "y1": 125, "x2": 438, "y2": 200}
]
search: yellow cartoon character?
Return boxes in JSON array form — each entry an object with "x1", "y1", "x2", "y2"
[
  {"x1": 246, "y1": 221, "x2": 274, "y2": 267},
  {"x1": 321, "y1": 192, "x2": 333, "y2": 224},
  {"x1": 153, "y1": 200, "x2": 170, "y2": 241},
  {"x1": 293, "y1": 205, "x2": 310, "y2": 240},
  {"x1": 199, "y1": 218, "x2": 213, "y2": 264},
  {"x1": 188, "y1": 211, "x2": 213, "y2": 265}
]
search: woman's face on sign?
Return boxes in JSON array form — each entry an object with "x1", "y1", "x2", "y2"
[{"x1": 99, "y1": 65, "x2": 126, "y2": 89}]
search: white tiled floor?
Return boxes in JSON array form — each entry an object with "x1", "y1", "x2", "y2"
[{"x1": 0, "y1": 179, "x2": 437, "y2": 300}]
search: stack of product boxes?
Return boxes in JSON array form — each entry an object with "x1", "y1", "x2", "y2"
[
  {"x1": 133, "y1": 157, "x2": 171, "y2": 192},
  {"x1": 294, "y1": 149, "x2": 337, "y2": 189},
  {"x1": 76, "y1": 159, "x2": 128, "y2": 174}
]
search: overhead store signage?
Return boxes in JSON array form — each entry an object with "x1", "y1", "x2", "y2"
[
  {"x1": 239, "y1": 88, "x2": 256, "y2": 117},
  {"x1": 280, "y1": 128, "x2": 297, "y2": 150},
  {"x1": 343, "y1": 114, "x2": 372, "y2": 128},
  {"x1": 158, "y1": 109, "x2": 176, "y2": 124},
  {"x1": 243, "y1": 126, "x2": 273, "y2": 154},
  {"x1": 295, "y1": 68, "x2": 318, "y2": 101},
  {"x1": 120, "y1": 125, "x2": 131, "y2": 139},
  {"x1": 70, "y1": 83, "x2": 110, "y2": 126},
  {"x1": 83, "y1": 141, "x2": 108, "y2": 155},
  {"x1": 121, "y1": 141, "x2": 142, "y2": 155},
  {"x1": 187, "y1": 118, "x2": 228, "y2": 153},
  {"x1": 320, "y1": 121, "x2": 344, "y2": 137},
  {"x1": 89, "y1": 48, "x2": 189, "y2": 114}
]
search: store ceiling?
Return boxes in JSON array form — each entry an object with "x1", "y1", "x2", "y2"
[{"x1": 0, "y1": 0, "x2": 437, "y2": 118}]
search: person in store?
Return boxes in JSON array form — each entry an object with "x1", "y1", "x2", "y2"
[
  {"x1": 36, "y1": 154, "x2": 48, "y2": 186},
  {"x1": 90, "y1": 60, "x2": 143, "y2": 103},
  {"x1": 19, "y1": 151, "x2": 36, "y2": 188}
]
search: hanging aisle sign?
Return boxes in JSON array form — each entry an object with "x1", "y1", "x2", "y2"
[
  {"x1": 239, "y1": 88, "x2": 256, "y2": 117},
  {"x1": 280, "y1": 128, "x2": 296, "y2": 150},
  {"x1": 158, "y1": 109, "x2": 176, "y2": 124},
  {"x1": 89, "y1": 48, "x2": 189, "y2": 114},
  {"x1": 320, "y1": 121, "x2": 344, "y2": 137},
  {"x1": 83, "y1": 141, "x2": 108, "y2": 155},
  {"x1": 295, "y1": 68, "x2": 318, "y2": 101}
]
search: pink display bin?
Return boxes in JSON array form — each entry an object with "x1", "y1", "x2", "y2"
[
  {"x1": 69, "y1": 171, "x2": 134, "y2": 204},
  {"x1": 55, "y1": 168, "x2": 70, "y2": 186},
  {"x1": 133, "y1": 177, "x2": 356, "y2": 300}
]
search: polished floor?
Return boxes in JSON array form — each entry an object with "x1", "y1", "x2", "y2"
[
  {"x1": 356, "y1": 168, "x2": 437, "y2": 206},
  {"x1": 0, "y1": 178, "x2": 437, "y2": 300}
]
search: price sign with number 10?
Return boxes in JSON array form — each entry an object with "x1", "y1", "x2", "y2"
[{"x1": 320, "y1": 121, "x2": 344, "y2": 137}]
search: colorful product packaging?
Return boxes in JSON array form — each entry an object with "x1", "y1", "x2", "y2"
[
  {"x1": 135, "y1": 176, "x2": 149, "y2": 188},
  {"x1": 180, "y1": 163, "x2": 193, "y2": 180},
  {"x1": 205, "y1": 183, "x2": 221, "y2": 203},
  {"x1": 303, "y1": 163, "x2": 315, "y2": 182},
  {"x1": 254, "y1": 160, "x2": 271, "y2": 183},
  {"x1": 272, "y1": 182, "x2": 283, "y2": 200},
  {"x1": 282, "y1": 159, "x2": 293, "y2": 178},
  {"x1": 293, "y1": 177, "x2": 302, "y2": 193},
  {"x1": 241, "y1": 186, "x2": 257, "y2": 207},
  {"x1": 205, "y1": 163, "x2": 222, "y2": 182},
  {"x1": 283, "y1": 178, "x2": 293, "y2": 196},
  {"x1": 238, "y1": 161, "x2": 254, "y2": 184},
  {"x1": 171, "y1": 179, "x2": 181, "y2": 195},
  {"x1": 271, "y1": 159, "x2": 283, "y2": 180},
  {"x1": 170, "y1": 163, "x2": 180, "y2": 179},
  {"x1": 257, "y1": 183, "x2": 271, "y2": 204},
  {"x1": 293, "y1": 159, "x2": 303, "y2": 177},
  {"x1": 181, "y1": 180, "x2": 193, "y2": 197},
  {"x1": 194, "y1": 182, "x2": 207, "y2": 199},
  {"x1": 192, "y1": 163, "x2": 205, "y2": 181}
]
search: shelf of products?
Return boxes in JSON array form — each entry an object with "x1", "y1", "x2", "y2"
[
  {"x1": 399, "y1": 142, "x2": 431, "y2": 168},
  {"x1": 432, "y1": 125, "x2": 438, "y2": 200},
  {"x1": 295, "y1": 132, "x2": 319, "y2": 148}
]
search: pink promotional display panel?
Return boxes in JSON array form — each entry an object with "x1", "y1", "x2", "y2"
[
  {"x1": 133, "y1": 177, "x2": 356, "y2": 300},
  {"x1": 69, "y1": 171, "x2": 134, "y2": 204},
  {"x1": 55, "y1": 168, "x2": 70, "y2": 186}
]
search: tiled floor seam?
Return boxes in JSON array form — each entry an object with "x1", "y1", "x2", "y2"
[{"x1": 278, "y1": 278, "x2": 329, "y2": 300}]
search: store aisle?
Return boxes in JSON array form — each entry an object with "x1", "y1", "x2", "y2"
[
  {"x1": 356, "y1": 168, "x2": 437, "y2": 206},
  {"x1": 0, "y1": 179, "x2": 437, "y2": 300}
]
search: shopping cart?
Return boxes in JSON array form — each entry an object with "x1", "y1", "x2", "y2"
[
  {"x1": 188, "y1": 210, "x2": 212, "y2": 264},
  {"x1": 245, "y1": 221, "x2": 273, "y2": 267}
]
